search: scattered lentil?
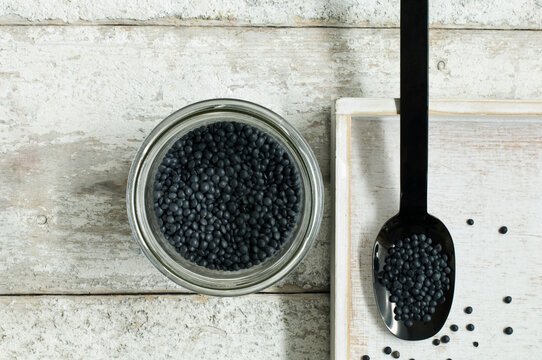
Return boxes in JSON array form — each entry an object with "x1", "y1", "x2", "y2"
[
  {"x1": 153, "y1": 121, "x2": 302, "y2": 271},
  {"x1": 392, "y1": 351, "x2": 400, "y2": 359},
  {"x1": 503, "y1": 296, "x2": 512, "y2": 304},
  {"x1": 499, "y1": 226, "x2": 508, "y2": 234},
  {"x1": 384, "y1": 346, "x2": 392, "y2": 355},
  {"x1": 464, "y1": 306, "x2": 473, "y2": 314},
  {"x1": 466, "y1": 324, "x2": 475, "y2": 331},
  {"x1": 450, "y1": 324, "x2": 459, "y2": 332},
  {"x1": 362, "y1": 356, "x2": 370, "y2": 360},
  {"x1": 473, "y1": 341, "x2": 479, "y2": 347},
  {"x1": 504, "y1": 327, "x2": 513, "y2": 335},
  {"x1": 432, "y1": 339, "x2": 440, "y2": 346},
  {"x1": 466, "y1": 219, "x2": 474, "y2": 225},
  {"x1": 441, "y1": 335, "x2": 450, "y2": 343}
]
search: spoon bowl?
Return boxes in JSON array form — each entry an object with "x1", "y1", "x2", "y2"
[{"x1": 373, "y1": 213, "x2": 455, "y2": 340}]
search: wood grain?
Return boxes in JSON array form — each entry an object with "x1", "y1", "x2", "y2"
[
  {"x1": 334, "y1": 99, "x2": 542, "y2": 359},
  {"x1": 0, "y1": 0, "x2": 540, "y2": 29},
  {"x1": 1, "y1": 27, "x2": 541, "y2": 294},
  {"x1": 0, "y1": 293, "x2": 329, "y2": 359}
]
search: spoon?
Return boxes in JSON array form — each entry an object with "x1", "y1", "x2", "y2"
[{"x1": 371, "y1": 0, "x2": 455, "y2": 340}]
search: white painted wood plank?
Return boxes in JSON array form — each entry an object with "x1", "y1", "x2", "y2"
[
  {"x1": 0, "y1": 0, "x2": 540, "y2": 29},
  {"x1": 1, "y1": 27, "x2": 541, "y2": 294},
  {"x1": 331, "y1": 114, "x2": 351, "y2": 360},
  {"x1": 0, "y1": 293, "x2": 329, "y2": 359},
  {"x1": 335, "y1": 98, "x2": 542, "y2": 116},
  {"x1": 335, "y1": 100, "x2": 542, "y2": 359}
]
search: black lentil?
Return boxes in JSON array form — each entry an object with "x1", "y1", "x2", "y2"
[
  {"x1": 450, "y1": 324, "x2": 459, "y2": 332},
  {"x1": 504, "y1": 327, "x2": 513, "y2": 335},
  {"x1": 464, "y1": 306, "x2": 473, "y2": 314},
  {"x1": 441, "y1": 335, "x2": 450, "y2": 343},
  {"x1": 499, "y1": 226, "x2": 508, "y2": 234},
  {"x1": 432, "y1": 339, "x2": 440, "y2": 346},
  {"x1": 503, "y1": 296, "x2": 512, "y2": 304},
  {"x1": 473, "y1": 341, "x2": 479, "y2": 347},
  {"x1": 392, "y1": 350, "x2": 400, "y2": 359},
  {"x1": 384, "y1": 346, "x2": 392, "y2": 355},
  {"x1": 466, "y1": 218, "x2": 474, "y2": 225},
  {"x1": 153, "y1": 121, "x2": 302, "y2": 271},
  {"x1": 377, "y1": 233, "x2": 451, "y2": 326},
  {"x1": 362, "y1": 356, "x2": 370, "y2": 360},
  {"x1": 466, "y1": 324, "x2": 475, "y2": 331}
]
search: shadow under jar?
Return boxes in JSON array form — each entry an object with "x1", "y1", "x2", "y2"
[{"x1": 127, "y1": 99, "x2": 324, "y2": 296}]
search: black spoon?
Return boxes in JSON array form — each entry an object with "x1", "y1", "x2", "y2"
[{"x1": 371, "y1": 0, "x2": 455, "y2": 340}]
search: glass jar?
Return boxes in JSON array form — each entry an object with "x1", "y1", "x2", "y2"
[{"x1": 127, "y1": 99, "x2": 323, "y2": 296}]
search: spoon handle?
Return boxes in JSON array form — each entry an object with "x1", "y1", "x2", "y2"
[{"x1": 399, "y1": 0, "x2": 429, "y2": 216}]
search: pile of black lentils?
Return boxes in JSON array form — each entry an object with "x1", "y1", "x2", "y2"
[
  {"x1": 377, "y1": 233, "x2": 451, "y2": 327},
  {"x1": 153, "y1": 121, "x2": 302, "y2": 271}
]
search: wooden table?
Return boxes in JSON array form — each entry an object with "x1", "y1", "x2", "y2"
[{"x1": 0, "y1": 1, "x2": 540, "y2": 358}]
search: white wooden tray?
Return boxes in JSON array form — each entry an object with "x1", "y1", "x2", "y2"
[{"x1": 331, "y1": 99, "x2": 542, "y2": 360}]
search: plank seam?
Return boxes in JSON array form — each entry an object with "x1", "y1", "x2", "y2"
[
  {"x1": 0, "y1": 23, "x2": 541, "y2": 31},
  {"x1": 0, "y1": 291, "x2": 330, "y2": 297}
]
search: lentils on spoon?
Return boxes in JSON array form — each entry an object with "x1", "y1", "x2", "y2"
[
  {"x1": 153, "y1": 121, "x2": 302, "y2": 271},
  {"x1": 377, "y1": 233, "x2": 452, "y2": 326}
]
